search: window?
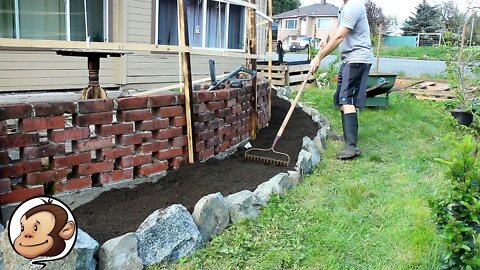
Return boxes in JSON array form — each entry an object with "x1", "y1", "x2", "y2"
[
  {"x1": 285, "y1": 19, "x2": 297, "y2": 30},
  {"x1": 156, "y1": 0, "x2": 246, "y2": 50},
  {"x1": 0, "y1": 0, "x2": 108, "y2": 41},
  {"x1": 317, "y1": 18, "x2": 332, "y2": 30}
]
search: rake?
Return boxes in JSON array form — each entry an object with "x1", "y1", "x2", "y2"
[{"x1": 245, "y1": 69, "x2": 313, "y2": 167}]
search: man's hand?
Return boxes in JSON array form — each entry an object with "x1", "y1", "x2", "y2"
[{"x1": 310, "y1": 55, "x2": 321, "y2": 73}]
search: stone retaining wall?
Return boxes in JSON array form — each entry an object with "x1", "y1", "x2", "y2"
[{"x1": 0, "y1": 79, "x2": 269, "y2": 205}]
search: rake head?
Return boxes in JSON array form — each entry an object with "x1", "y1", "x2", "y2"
[{"x1": 244, "y1": 147, "x2": 290, "y2": 167}]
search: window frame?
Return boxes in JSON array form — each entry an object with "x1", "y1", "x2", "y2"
[
  {"x1": 316, "y1": 17, "x2": 332, "y2": 30},
  {"x1": 154, "y1": 0, "x2": 248, "y2": 52},
  {"x1": 9, "y1": 0, "x2": 110, "y2": 41},
  {"x1": 284, "y1": 19, "x2": 298, "y2": 30}
]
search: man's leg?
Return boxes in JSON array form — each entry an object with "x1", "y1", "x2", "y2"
[
  {"x1": 336, "y1": 104, "x2": 360, "y2": 159},
  {"x1": 334, "y1": 63, "x2": 369, "y2": 159}
]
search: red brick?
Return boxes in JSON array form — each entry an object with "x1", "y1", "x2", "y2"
[
  {"x1": 149, "y1": 94, "x2": 180, "y2": 107},
  {"x1": 231, "y1": 136, "x2": 241, "y2": 145},
  {"x1": 52, "y1": 153, "x2": 91, "y2": 168},
  {"x1": 96, "y1": 123, "x2": 134, "y2": 136},
  {"x1": 0, "y1": 122, "x2": 6, "y2": 136},
  {"x1": 153, "y1": 127, "x2": 183, "y2": 140},
  {"x1": 136, "y1": 141, "x2": 169, "y2": 153},
  {"x1": 171, "y1": 136, "x2": 187, "y2": 147},
  {"x1": 136, "y1": 119, "x2": 169, "y2": 131},
  {"x1": 0, "y1": 185, "x2": 44, "y2": 205},
  {"x1": 116, "y1": 97, "x2": 148, "y2": 110},
  {"x1": 239, "y1": 87, "x2": 249, "y2": 95},
  {"x1": 0, "y1": 160, "x2": 42, "y2": 178},
  {"x1": 74, "y1": 112, "x2": 113, "y2": 126},
  {"x1": 136, "y1": 161, "x2": 168, "y2": 176},
  {"x1": 73, "y1": 137, "x2": 113, "y2": 152},
  {"x1": 195, "y1": 141, "x2": 205, "y2": 151},
  {"x1": 194, "y1": 112, "x2": 215, "y2": 122},
  {"x1": 0, "y1": 151, "x2": 9, "y2": 165},
  {"x1": 33, "y1": 102, "x2": 75, "y2": 117},
  {"x1": 54, "y1": 176, "x2": 92, "y2": 192},
  {"x1": 194, "y1": 91, "x2": 214, "y2": 102},
  {"x1": 194, "y1": 123, "x2": 206, "y2": 133},
  {"x1": 116, "y1": 133, "x2": 152, "y2": 146},
  {"x1": 226, "y1": 98, "x2": 237, "y2": 107},
  {"x1": 195, "y1": 130, "x2": 215, "y2": 142},
  {"x1": 0, "y1": 104, "x2": 33, "y2": 120},
  {"x1": 205, "y1": 137, "x2": 222, "y2": 149},
  {"x1": 155, "y1": 106, "x2": 184, "y2": 118},
  {"x1": 99, "y1": 168, "x2": 133, "y2": 184},
  {"x1": 21, "y1": 144, "x2": 65, "y2": 159},
  {"x1": 154, "y1": 147, "x2": 183, "y2": 161},
  {"x1": 170, "y1": 116, "x2": 186, "y2": 127},
  {"x1": 198, "y1": 148, "x2": 214, "y2": 161},
  {"x1": 49, "y1": 127, "x2": 90, "y2": 142},
  {"x1": 19, "y1": 116, "x2": 64, "y2": 132},
  {"x1": 206, "y1": 101, "x2": 225, "y2": 111},
  {"x1": 0, "y1": 178, "x2": 10, "y2": 193},
  {"x1": 225, "y1": 115, "x2": 237, "y2": 125},
  {"x1": 24, "y1": 169, "x2": 71, "y2": 185},
  {"x1": 228, "y1": 89, "x2": 239, "y2": 98},
  {"x1": 207, "y1": 119, "x2": 223, "y2": 130},
  {"x1": 232, "y1": 105, "x2": 242, "y2": 114},
  {"x1": 77, "y1": 161, "x2": 114, "y2": 175},
  {"x1": 218, "y1": 126, "x2": 232, "y2": 136},
  {"x1": 214, "y1": 90, "x2": 230, "y2": 100},
  {"x1": 117, "y1": 154, "x2": 151, "y2": 168},
  {"x1": 193, "y1": 103, "x2": 207, "y2": 114},
  {"x1": 169, "y1": 157, "x2": 183, "y2": 169},
  {"x1": 117, "y1": 109, "x2": 152, "y2": 122},
  {"x1": 98, "y1": 146, "x2": 135, "y2": 160},
  {"x1": 215, "y1": 141, "x2": 231, "y2": 153},
  {"x1": 78, "y1": 99, "x2": 114, "y2": 113}
]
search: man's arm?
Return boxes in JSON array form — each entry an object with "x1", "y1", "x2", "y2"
[{"x1": 310, "y1": 26, "x2": 350, "y2": 72}]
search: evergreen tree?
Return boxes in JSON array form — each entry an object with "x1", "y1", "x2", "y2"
[
  {"x1": 273, "y1": 0, "x2": 301, "y2": 15},
  {"x1": 402, "y1": 0, "x2": 442, "y2": 36}
]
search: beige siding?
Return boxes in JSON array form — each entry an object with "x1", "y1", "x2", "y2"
[{"x1": 0, "y1": 51, "x2": 117, "y2": 92}]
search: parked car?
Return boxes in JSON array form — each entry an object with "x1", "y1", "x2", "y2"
[{"x1": 289, "y1": 36, "x2": 313, "y2": 52}]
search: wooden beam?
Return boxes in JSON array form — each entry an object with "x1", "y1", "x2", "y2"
[
  {"x1": 247, "y1": 0, "x2": 258, "y2": 139},
  {"x1": 256, "y1": 10, "x2": 273, "y2": 22},
  {"x1": 268, "y1": 0, "x2": 273, "y2": 121},
  {"x1": 0, "y1": 38, "x2": 259, "y2": 59},
  {"x1": 177, "y1": 0, "x2": 195, "y2": 164},
  {"x1": 133, "y1": 74, "x2": 228, "y2": 97}
]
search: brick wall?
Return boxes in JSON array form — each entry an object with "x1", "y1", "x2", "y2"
[{"x1": 0, "y1": 79, "x2": 269, "y2": 205}]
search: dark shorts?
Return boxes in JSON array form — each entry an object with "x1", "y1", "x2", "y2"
[{"x1": 334, "y1": 63, "x2": 372, "y2": 109}]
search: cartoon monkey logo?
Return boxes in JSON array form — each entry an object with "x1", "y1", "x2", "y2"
[{"x1": 8, "y1": 196, "x2": 77, "y2": 268}]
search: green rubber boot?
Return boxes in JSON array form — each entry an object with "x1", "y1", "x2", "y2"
[{"x1": 336, "y1": 112, "x2": 361, "y2": 159}]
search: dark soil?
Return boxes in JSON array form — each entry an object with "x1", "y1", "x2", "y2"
[{"x1": 73, "y1": 95, "x2": 319, "y2": 244}]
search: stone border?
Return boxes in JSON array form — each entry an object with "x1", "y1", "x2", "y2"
[{"x1": 0, "y1": 87, "x2": 331, "y2": 269}]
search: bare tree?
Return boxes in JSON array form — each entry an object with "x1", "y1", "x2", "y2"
[{"x1": 365, "y1": 0, "x2": 390, "y2": 36}]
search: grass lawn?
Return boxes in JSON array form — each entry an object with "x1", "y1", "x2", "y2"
[{"x1": 151, "y1": 87, "x2": 472, "y2": 270}]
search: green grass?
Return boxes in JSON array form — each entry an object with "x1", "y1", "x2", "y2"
[
  {"x1": 150, "y1": 88, "x2": 472, "y2": 270},
  {"x1": 378, "y1": 46, "x2": 451, "y2": 61}
]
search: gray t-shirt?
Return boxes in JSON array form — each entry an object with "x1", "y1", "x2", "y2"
[{"x1": 338, "y1": 0, "x2": 374, "y2": 64}]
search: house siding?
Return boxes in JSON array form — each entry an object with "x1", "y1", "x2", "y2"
[{"x1": 0, "y1": 0, "x2": 264, "y2": 93}]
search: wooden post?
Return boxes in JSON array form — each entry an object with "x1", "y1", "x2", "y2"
[
  {"x1": 178, "y1": 0, "x2": 195, "y2": 163},
  {"x1": 375, "y1": 24, "x2": 382, "y2": 72},
  {"x1": 267, "y1": 0, "x2": 273, "y2": 121},
  {"x1": 459, "y1": 23, "x2": 467, "y2": 62},
  {"x1": 247, "y1": 0, "x2": 258, "y2": 139}
]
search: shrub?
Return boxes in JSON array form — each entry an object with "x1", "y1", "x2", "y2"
[{"x1": 430, "y1": 135, "x2": 480, "y2": 269}]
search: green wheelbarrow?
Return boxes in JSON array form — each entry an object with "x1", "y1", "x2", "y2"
[{"x1": 365, "y1": 73, "x2": 397, "y2": 108}]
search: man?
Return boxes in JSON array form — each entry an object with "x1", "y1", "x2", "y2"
[{"x1": 310, "y1": 0, "x2": 374, "y2": 160}]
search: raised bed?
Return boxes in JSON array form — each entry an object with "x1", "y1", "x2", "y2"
[
  {"x1": 257, "y1": 60, "x2": 314, "y2": 87},
  {"x1": 73, "y1": 94, "x2": 320, "y2": 244}
]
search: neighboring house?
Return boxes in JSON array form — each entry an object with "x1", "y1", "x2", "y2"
[
  {"x1": 273, "y1": 0, "x2": 338, "y2": 50},
  {"x1": 0, "y1": 0, "x2": 268, "y2": 92}
]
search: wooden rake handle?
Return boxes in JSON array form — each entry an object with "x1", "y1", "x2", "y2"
[{"x1": 272, "y1": 69, "x2": 313, "y2": 148}]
